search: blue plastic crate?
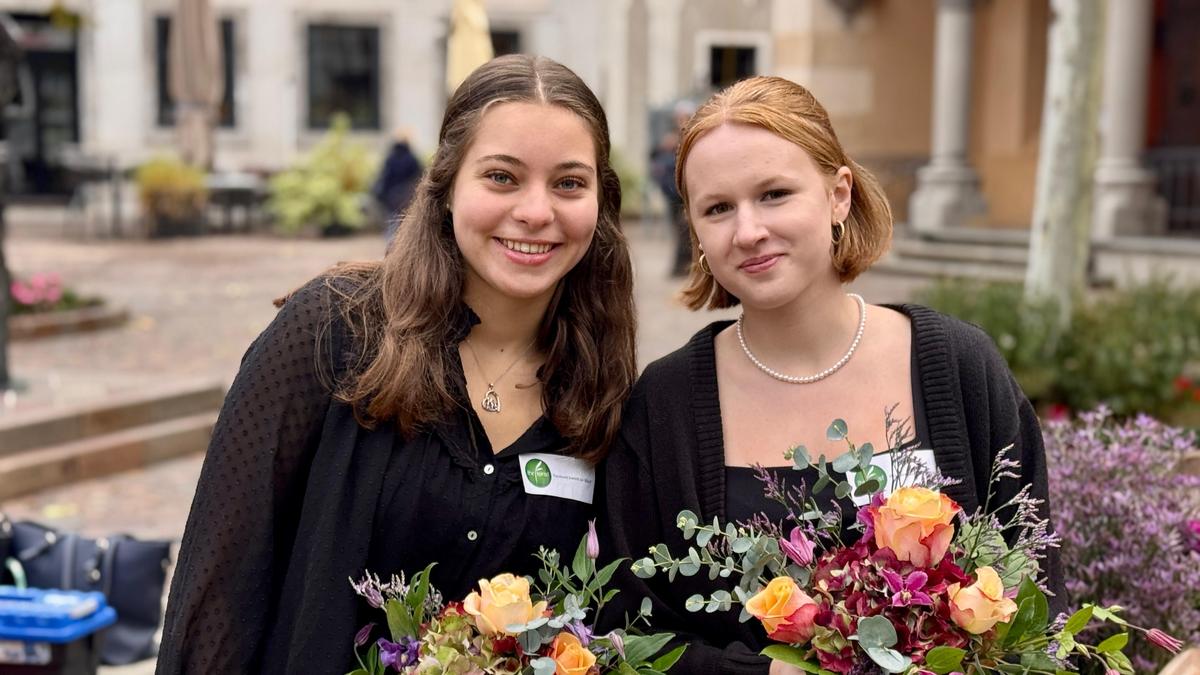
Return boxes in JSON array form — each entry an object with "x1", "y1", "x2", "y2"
[{"x1": 0, "y1": 587, "x2": 116, "y2": 643}]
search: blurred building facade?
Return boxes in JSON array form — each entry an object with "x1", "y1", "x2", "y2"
[{"x1": 0, "y1": 0, "x2": 1196, "y2": 241}]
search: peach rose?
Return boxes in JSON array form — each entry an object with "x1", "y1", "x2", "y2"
[
  {"x1": 744, "y1": 577, "x2": 820, "y2": 644},
  {"x1": 462, "y1": 573, "x2": 548, "y2": 635},
  {"x1": 872, "y1": 486, "x2": 960, "y2": 567},
  {"x1": 550, "y1": 633, "x2": 598, "y2": 675},
  {"x1": 947, "y1": 566, "x2": 1019, "y2": 634}
]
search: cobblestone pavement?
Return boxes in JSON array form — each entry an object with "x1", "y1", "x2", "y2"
[{"x1": 1, "y1": 220, "x2": 929, "y2": 673}]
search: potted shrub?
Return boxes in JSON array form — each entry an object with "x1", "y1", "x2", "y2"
[
  {"x1": 135, "y1": 156, "x2": 209, "y2": 237},
  {"x1": 268, "y1": 113, "x2": 377, "y2": 237}
]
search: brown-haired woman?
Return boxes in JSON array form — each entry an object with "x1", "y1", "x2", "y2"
[
  {"x1": 601, "y1": 76, "x2": 1061, "y2": 674},
  {"x1": 157, "y1": 54, "x2": 635, "y2": 674}
]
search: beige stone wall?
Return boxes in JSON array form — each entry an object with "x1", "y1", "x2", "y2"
[
  {"x1": 771, "y1": 0, "x2": 937, "y2": 223},
  {"x1": 768, "y1": 0, "x2": 1051, "y2": 229}
]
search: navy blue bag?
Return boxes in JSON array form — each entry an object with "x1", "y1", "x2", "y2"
[{"x1": 0, "y1": 515, "x2": 172, "y2": 665}]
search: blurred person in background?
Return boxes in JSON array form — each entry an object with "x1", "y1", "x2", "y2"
[
  {"x1": 372, "y1": 127, "x2": 423, "y2": 246},
  {"x1": 651, "y1": 99, "x2": 697, "y2": 277}
]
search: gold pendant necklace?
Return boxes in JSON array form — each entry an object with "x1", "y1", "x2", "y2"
[{"x1": 463, "y1": 337, "x2": 535, "y2": 414}]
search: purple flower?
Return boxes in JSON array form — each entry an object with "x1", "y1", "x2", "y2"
[
  {"x1": 377, "y1": 637, "x2": 420, "y2": 670},
  {"x1": 880, "y1": 567, "x2": 932, "y2": 607},
  {"x1": 566, "y1": 620, "x2": 594, "y2": 647},
  {"x1": 586, "y1": 519, "x2": 600, "y2": 560},
  {"x1": 354, "y1": 623, "x2": 375, "y2": 648},
  {"x1": 780, "y1": 527, "x2": 816, "y2": 566},
  {"x1": 1047, "y1": 409, "x2": 1200, "y2": 670},
  {"x1": 857, "y1": 493, "x2": 885, "y2": 541}
]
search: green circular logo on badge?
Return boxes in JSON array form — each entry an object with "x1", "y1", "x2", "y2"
[{"x1": 525, "y1": 459, "x2": 553, "y2": 488}]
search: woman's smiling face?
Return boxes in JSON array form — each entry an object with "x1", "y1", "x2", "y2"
[{"x1": 449, "y1": 101, "x2": 599, "y2": 307}]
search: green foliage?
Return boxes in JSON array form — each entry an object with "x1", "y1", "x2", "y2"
[
  {"x1": 610, "y1": 147, "x2": 645, "y2": 218},
  {"x1": 918, "y1": 279, "x2": 1200, "y2": 420},
  {"x1": 135, "y1": 156, "x2": 208, "y2": 221},
  {"x1": 1056, "y1": 281, "x2": 1200, "y2": 416},
  {"x1": 269, "y1": 113, "x2": 378, "y2": 233}
]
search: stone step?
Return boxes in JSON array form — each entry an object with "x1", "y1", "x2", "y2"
[
  {"x1": 873, "y1": 255, "x2": 1028, "y2": 284},
  {"x1": 0, "y1": 379, "x2": 225, "y2": 456},
  {"x1": 0, "y1": 412, "x2": 218, "y2": 501},
  {"x1": 889, "y1": 237, "x2": 1029, "y2": 267}
]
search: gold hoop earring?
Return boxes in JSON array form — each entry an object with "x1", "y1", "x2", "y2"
[
  {"x1": 832, "y1": 221, "x2": 846, "y2": 245},
  {"x1": 698, "y1": 252, "x2": 712, "y2": 275}
]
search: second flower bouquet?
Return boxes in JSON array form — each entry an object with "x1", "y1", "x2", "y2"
[{"x1": 631, "y1": 418, "x2": 1184, "y2": 675}]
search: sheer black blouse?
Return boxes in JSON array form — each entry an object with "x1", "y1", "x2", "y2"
[{"x1": 157, "y1": 278, "x2": 593, "y2": 675}]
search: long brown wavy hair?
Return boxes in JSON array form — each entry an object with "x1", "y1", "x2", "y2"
[
  {"x1": 675, "y1": 76, "x2": 894, "y2": 310},
  {"x1": 309, "y1": 55, "x2": 636, "y2": 461}
]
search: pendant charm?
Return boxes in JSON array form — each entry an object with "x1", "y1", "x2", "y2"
[{"x1": 481, "y1": 385, "x2": 501, "y2": 413}]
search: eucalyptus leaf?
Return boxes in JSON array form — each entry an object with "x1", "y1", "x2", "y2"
[
  {"x1": 855, "y1": 615, "x2": 898, "y2": 648},
  {"x1": 685, "y1": 594, "x2": 706, "y2": 612},
  {"x1": 792, "y1": 445, "x2": 811, "y2": 468},
  {"x1": 834, "y1": 482, "x2": 852, "y2": 499},
  {"x1": 857, "y1": 442, "x2": 874, "y2": 466},
  {"x1": 696, "y1": 529, "x2": 713, "y2": 548},
  {"x1": 632, "y1": 558, "x2": 656, "y2": 579},
  {"x1": 864, "y1": 646, "x2": 911, "y2": 674},
  {"x1": 731, "y1": 538, "x2": 753, "y2": 554},
  {"x1": 831, "y1": 452, "x2": 858, "y2": 474},
  {"x1": 531, "y1": 657, "x2": 558, "y2": 675},
  {"x1": 826, "y1": 419, "x2": 849, "y2": 441},
  {"x1": 678, "y1": 560, "x2": 701, "y2": 577},
  {"x1": 640, "y1": 597, "x2": 654, "y2": 616}
]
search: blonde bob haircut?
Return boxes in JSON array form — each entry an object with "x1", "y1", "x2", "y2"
[{"x1": 676, "y1": 76, "x2": 893, "y2": 311}]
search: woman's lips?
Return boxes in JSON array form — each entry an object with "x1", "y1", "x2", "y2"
[{"x1": 739, "y1": 254, "x2": 781, "y2": 273}]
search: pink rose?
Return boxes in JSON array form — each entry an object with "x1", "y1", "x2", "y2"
[
  {"x1": 744, "y1": 577, "x2": 820, "y2": 644},
  {"x1": 870, "y1": 487, "x2": 960, "y2": 567}
]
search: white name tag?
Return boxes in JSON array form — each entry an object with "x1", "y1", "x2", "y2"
[
  {"x1": 845, "y1": 449, "x2": 939, "y2": 507},
  {"x1": 519, "y1": 453, "x2": 595, "y2": 504}
]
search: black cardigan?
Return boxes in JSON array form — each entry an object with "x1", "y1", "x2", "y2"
[{"x1": 599, "y1": 304, "x2": 1064, "y2": 675}]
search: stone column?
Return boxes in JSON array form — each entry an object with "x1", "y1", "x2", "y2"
[
  {"x1": 909, "y1": 0, "x2": 987, "y2": 233},
  {"x1": 1092, "y1": 0, "x2": 1166, "y2": 240},
  {"x1": 645, "y1": 0, "x2": 683, "y2": 108}
]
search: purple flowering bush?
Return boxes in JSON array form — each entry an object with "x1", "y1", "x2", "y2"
[{"x1": 1046, "y1": 408, "x2": 1200, "y2": 672}]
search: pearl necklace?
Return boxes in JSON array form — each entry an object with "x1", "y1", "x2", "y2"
[{"x1": 735, "y1": 293, "x2": 867, "y2": 384}]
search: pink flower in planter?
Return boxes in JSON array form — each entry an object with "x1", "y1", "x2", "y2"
[{"x1": 10, "y1": 280, "x2": 40, "y2": 306}]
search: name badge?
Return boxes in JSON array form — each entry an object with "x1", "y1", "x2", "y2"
[
  {"x1": 519, "y1": 453, "x2": 596, "y2": 504},
  {"x1": 845, "y1": 449, "x2": 939, "y2": 507}
]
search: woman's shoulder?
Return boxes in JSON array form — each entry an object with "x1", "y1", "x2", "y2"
[
  {"x1": 888, "y1": 303, "x2": 1002, "y2": 357},
  {"x1": 636, "y1": 320, "x2": 732, "y2": 392}
]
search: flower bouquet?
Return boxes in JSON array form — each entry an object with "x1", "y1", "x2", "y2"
[
  {"x1": 347, "y1": 522, "x2": 684, "y2": 674},
  {"x1": 631, "y1": 417, "x2": 1183, "y2": 675}
]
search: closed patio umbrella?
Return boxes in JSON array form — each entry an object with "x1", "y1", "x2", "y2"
[
  {"x1": 446, "y1": 0, "x2": 493, "y2": 95},
  {"x1": 168, "y1": 0, "x2": 223, "y2": 169}
]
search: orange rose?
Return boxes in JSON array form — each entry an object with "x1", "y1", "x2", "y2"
[
  {"x1": 550, "y1": 632, "x2": 598, "y2": 675},
  {"x1": 744, "y1": 577, "x2": 820, "y2": 644},
  {"x1": 871, "y1": 487, "x2": 960, "y2": 567},
  {"x1": 947, "y1": 566, "x2": 1019, "y2": 634},
  {"x1": 462, "y1": 573, "x2": 548, "y2": 635}
]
